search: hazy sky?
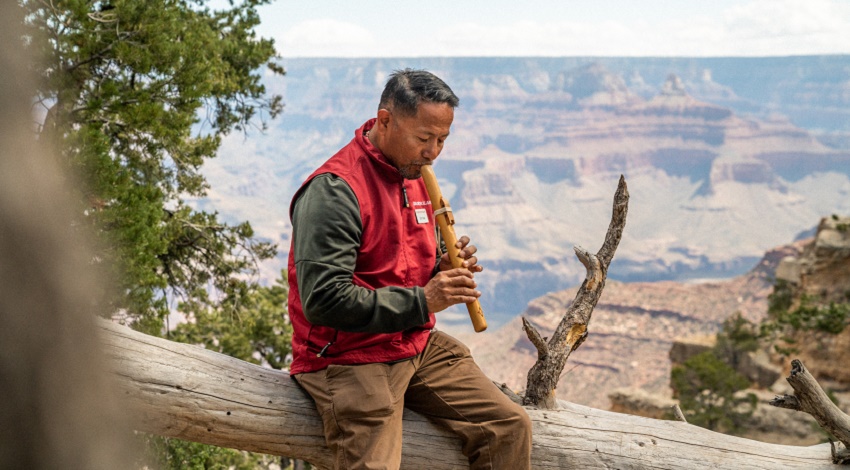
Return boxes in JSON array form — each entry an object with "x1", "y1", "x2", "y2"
[{"x1": 253, "y1": 0, "x2": 850, "y2": 57}]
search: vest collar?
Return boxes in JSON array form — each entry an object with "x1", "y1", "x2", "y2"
[{"x1": 355, "y1": 118, "x2": 404, "y2": 181}]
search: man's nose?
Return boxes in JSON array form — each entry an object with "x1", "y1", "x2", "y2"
[{"x1": 423, "y1": 141, "x2": 440, "y2": 160}]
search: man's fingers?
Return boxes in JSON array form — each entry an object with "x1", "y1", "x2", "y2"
[
  {"x1": 455, "y1": 235, "x2": 470, "y2": 249},
  {"x1": 459, "y1": 245, "x2": 477, "y2": 259},
  {"x1": 453, "y1": 287, "x2": 481, "y2": 299},
  {"x1": 443, "y1": 267, "x2": 475, "y2": 281},
  {"x1": 440, "y1": 270, "x2": 479, "y2": 291},
  {"x1": 425, "y1": 274, "x2": 480, "y2": 312},
  {"x1": 426, "y1": 266, "x2": 484, "y2": 313},
  {"x1": 441, "y1": 236, "x2": 482, "y2": 274}
]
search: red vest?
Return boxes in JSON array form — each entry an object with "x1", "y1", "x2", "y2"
[{"x1": 287, "y1": 119, "x2": 437, "y2": 374}]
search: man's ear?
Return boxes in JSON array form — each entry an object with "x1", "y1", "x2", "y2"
[{"x1": 376, "y1": 108, "x2": 391, "y2": 129}]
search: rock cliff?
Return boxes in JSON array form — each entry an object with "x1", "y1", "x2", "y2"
[
  {"x1": 469, "y1": 217, "x2": 848, "y2": 445},
  {"x1": 464, "y1": 243, "x2": 800, "y2": 409},
  {"x1": 435, "y1": 65, "x2": 850, "y2": 323},
  {"x1": 774, "y1": 216, "x2": 850, "y2": 384}
]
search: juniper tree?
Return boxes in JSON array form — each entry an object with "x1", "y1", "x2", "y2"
[{"x1": 22, "y1": 0, "x2": 284, "y2": 334}]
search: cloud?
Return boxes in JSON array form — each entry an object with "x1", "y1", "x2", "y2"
[
  {"x1": 270, "y1": 0, "x2": 850, "y2": 57},
  {"x1": 719, "y1": 0, "x2": 850, "y2": 55},
  {"x1": 430, "y1": 0, "x2": 850, "y2": 56},
  {"x1": 278, "y1": 19, "x2": 378, "y2": 57}
]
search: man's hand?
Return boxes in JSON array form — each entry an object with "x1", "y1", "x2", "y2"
[
  {"x1": 439, "y1": 235, "x2": 484, "y2": 273},
  {"x1": 424, "y1": 267, "x2": 481, "y2": 313}
]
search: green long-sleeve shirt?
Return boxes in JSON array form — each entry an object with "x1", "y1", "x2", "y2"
[{"x1": 291, "y1": 173, "x2": 442, "y2": 334}]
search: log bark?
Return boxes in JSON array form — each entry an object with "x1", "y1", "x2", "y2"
[
  {"x1": 523, "y1": 175, "x2": 628, "y2": 409},
  {"x1": 770, "y1": 359, "x2": 850, "y2": 464},
  {"x1": 100, "y1": 319, "x2": 839, "y2": 469}
]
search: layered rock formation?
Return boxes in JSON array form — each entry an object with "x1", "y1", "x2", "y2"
[
  {"x1": 476, "y1": 218, "x2": 847, "y2": 445},
  {"x1": 463, "y1": 243, "x2": 801, "y2": 409},
  {"x1": 774, "y1": 216, "x2": 850, "y2": 385},
  {"x1": 435, "y1": 66, "x2": 850, "y2": 324},
  {"x1": 202, "y1": 57, "x2": 850, "y2": 325}
]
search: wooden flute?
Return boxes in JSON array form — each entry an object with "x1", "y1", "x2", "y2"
[{"x1": 420, "y1": 164, "x2": 488, "y2": 333}]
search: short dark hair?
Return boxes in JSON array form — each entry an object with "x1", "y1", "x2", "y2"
[{"x1": 379, "y1": 69, "x2": 459, "y2": 117}]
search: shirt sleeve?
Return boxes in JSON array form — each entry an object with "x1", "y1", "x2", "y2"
[{"x1": 292, "y1": 173, "x2": 430, "y2": 334}]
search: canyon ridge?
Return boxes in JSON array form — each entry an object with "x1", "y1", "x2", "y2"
[{"x1": 201, "y1": 56, "x2": 850, "y2": 330}]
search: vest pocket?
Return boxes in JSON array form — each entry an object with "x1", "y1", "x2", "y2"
[{"x1": 306, "y1": 325, "x2": 338, "y2": 357}]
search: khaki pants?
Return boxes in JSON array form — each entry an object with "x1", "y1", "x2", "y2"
[{"x1": 294, "y1": 331, "x2": 532, "y2": 470}]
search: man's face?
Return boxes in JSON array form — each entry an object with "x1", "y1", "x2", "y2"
[{"x1": 379, "y1": 101, "x2": 454, "y2": 179}]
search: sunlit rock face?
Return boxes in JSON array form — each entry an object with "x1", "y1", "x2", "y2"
[
  {"x1": 465, "y1": 242, "x2": 797, "y2": 409},
  {"x1": 774, "y1": 216, "x2": 850, "y2": 384},
  {"x1": 437, "y1": 67, "x2": 848, "y2": 326}
]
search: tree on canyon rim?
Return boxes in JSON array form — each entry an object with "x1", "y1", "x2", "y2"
[{"x1": 23, "y1": 0, "x2": 284, "y2": 334}]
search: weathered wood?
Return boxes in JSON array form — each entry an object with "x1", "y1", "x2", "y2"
[
  {"x1": 523, "y1": 175, "x2": 629, "y2": 409},
  {"x1": 770, "y1": 359, "x2": 850, "y2": 463},
  {"x1": 673, "y1": 404, "x2": 688, "y2": 423},
  {"x1": 101, "y1": 319, "x2": 839, "y2": 469}
]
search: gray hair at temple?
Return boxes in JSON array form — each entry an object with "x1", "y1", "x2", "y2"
[{"x1": 379, "y1": 69, "x2": 459, "y2": 117}]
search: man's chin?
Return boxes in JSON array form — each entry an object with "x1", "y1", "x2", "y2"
[{"x1": 400, "y1": 165, "x2": 424, "y2": 180}]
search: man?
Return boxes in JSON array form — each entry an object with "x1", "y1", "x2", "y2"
[{"x1": 288, "y1": 69, "x2": 532, "y2": 469}]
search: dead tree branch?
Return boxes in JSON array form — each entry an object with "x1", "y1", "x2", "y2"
[
  {"x1": 522, "y1": 175, "x2": 629, "y2": 409},
  {"x1": 770, "y1": 359, "x2": 850, "y2": 464},
  {"x1": 673, "y1": 404, "x2": 688, "y2": 423}
]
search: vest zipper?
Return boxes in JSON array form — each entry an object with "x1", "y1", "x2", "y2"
[
  {"x1": 316, "y1": 331, "x2": 339, "y2": 357},
  {"x1": 402, "y1": 181, "x2": 413, "y2": 285},
  {"x1": 316, "y1": 342, "x2": 333, "y2": 357}
]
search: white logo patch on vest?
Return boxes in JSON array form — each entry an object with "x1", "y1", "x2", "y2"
[{"x1": 414, "y1": 208, "x2": 429, "y2": 224}]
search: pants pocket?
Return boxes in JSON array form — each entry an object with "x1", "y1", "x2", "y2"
[
  {"x1": 429, "y1": 330, "x2": 472, "y2": 360},
  {"x1": 325, "y1": 363, "x2": 397, "y2": 419}
]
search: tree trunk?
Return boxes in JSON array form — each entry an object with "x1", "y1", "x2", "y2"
[{"x1": 100, "y1": 319, "x2": 838, "y2": 469}]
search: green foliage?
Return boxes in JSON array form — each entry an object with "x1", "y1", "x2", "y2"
[
  {"x1": 767, "y1": 279, "x2": 795, "y2": 318},
  {"x1": 832, "y1": 214, "x2": 849, "y2": 232},
  {"x1": 714, "y1": 312, "x2": 760, "y2": 369},
  {"x1": 761, "y1": 279, "x2": 850, "y2": 355},
  {"x1": 675, "y1": 242, "x2": 850, "y2": 437},
  {"x1": 140, "y1": 434, "x2": 282, "y2": 470},
  {"x1": 671, "y1": 314, "x2": 760, "y2": 434},
  {"x1": 670, "y1": 351, "x2": 757, "y2": 434},
  {"x1": 795, "y1": 299, "x2": 850, "y2": 335},
  {"x1": 171, "y1": 270, "x2": 292, "y2": 369},
  {"x1": 22, "y1": 0, "x2": 283, "y2": 334}
]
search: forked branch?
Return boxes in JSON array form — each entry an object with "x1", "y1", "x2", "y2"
[
  {"x1": 770, "y1": 359, "x2": 850, "y2": 464},
  {"x1": 522, "y1": 175, "x2": 629, "y2": 409}
]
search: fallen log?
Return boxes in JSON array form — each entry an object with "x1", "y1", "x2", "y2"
[{"x1": 100, "y1": 319, "x2": 837, "y2": 469}]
